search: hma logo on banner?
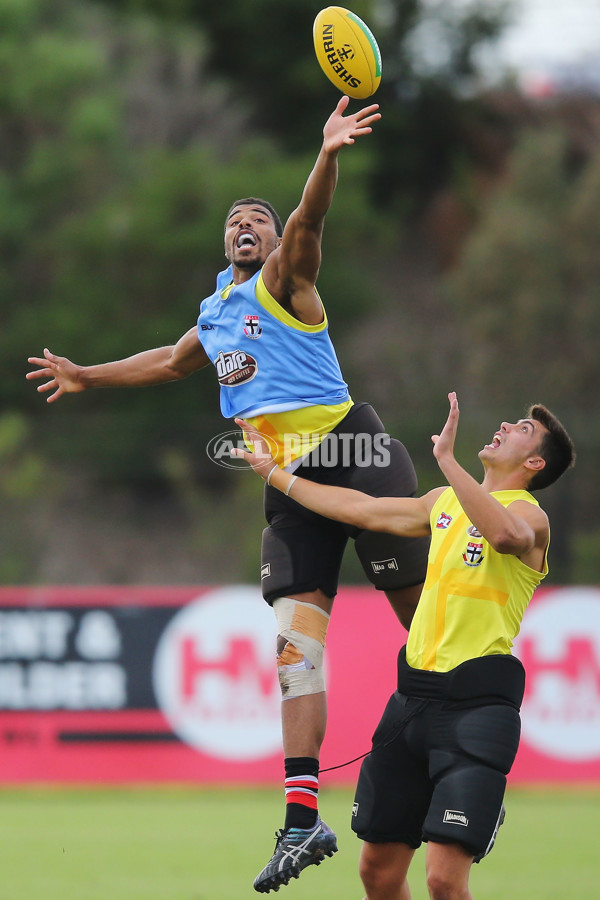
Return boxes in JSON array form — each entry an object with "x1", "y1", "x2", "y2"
[
  {"x1": 152, "y1": 587, "x2": 282, "y2": 761},
  {"x1": 514, "y1": 587, "x2": 600, "y2": 762}
]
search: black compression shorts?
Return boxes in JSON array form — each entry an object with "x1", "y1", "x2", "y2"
[
  {"x1": 260, "y1": 402, "x2": 430, "y2": 603},
  {"x1": 351, "y1": 654, "x2": 524, "y2": 857}
]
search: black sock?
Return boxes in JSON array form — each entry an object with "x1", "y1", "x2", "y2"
[{"x1": 283, "y1": 756, "x2": 319, "y2": 830}]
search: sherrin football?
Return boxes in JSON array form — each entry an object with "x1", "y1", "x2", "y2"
[{"x1": 313, "y1": 6, "x2": 382, "y2": 100}]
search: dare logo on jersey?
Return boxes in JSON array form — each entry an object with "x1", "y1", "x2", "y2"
[{"x1": 214, "y1": 349, "x2": 258, "y2": 386}]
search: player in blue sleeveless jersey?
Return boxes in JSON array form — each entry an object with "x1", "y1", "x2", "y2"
[{"x1": 27, "y1": 96, "x2": 429, "y2": 893}]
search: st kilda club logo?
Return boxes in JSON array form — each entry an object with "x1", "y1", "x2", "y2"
[
  {"x1": 462, "y1": 524, "x2": 484, "y2": 567},
  {"x1": 463, "y1": 540, "x2": 484, "y2": 567},
  {"x1": 214, "y1": 349, "x2": 257, "y2": 386},
  {"x1": 243, "y1": 314, "x2": 262, "y2": 339}
]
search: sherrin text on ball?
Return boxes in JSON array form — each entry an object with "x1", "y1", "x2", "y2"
[{"x1": 313, "y1": 6, "x2": 382, "y2": 99}]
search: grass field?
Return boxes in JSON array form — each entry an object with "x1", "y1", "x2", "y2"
[{"x1": 0, "y1": 785, "x2": 598, "y2": 899}]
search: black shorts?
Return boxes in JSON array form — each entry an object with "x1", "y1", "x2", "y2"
[
  {"x1": 260, "y1": 402, "x2": 430, "y2": 603},
  {"x1": 351, "y1": 659, "x2": 523, "y2": 857}
]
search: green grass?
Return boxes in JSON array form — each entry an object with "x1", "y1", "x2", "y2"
[{"x1": 0, "y1": 786, "x2": 598, "y2": 899}]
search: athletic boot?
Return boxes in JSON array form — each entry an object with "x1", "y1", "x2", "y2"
[{"x1": 253, "y1": 816, "x2": 338, "y2": 893}]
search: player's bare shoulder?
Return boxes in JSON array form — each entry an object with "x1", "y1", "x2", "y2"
[{"x1": 422, "y1": 486, "x2": 448, "y2": 515}]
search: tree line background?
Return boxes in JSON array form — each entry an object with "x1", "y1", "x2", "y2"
[{"x1": 2, "y1": 0, "x2": 599, "y2": 587}]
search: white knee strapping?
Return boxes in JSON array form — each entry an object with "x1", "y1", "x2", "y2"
[{"x1": 273, "y1": 597, "x2": 330, "y2": 700}]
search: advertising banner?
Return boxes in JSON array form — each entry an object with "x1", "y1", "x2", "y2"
[
  {"x1": 0, "y1": 585, "x2": 598, "y2": 783},
  {"x1": 512, "y1": 586, "x2": 600, "y2": 780}
]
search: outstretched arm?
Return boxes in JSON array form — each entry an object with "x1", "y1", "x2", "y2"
[
  {"x1": 27, "y1": 326, "x2": 210, "y2": 403},
  {"x1": 432, "y1": 392, "x2": 549, "y2": 567},
  {"x1": 233, "y1": 417, "x2": 434, "y2": 537},
  {"x1": 263, "y1": 95, "x2": 381, "y2": 324}
]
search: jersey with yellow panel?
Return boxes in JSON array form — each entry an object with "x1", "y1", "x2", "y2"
[
  {"x1": 197, "y1": 265, "x2": 352, "y2": 465},
  {"x1": 406, "y1": 487, "x2": 548, "y2": 673}
]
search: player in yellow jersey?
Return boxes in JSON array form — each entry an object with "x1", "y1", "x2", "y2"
[{"x1": 234, "y1": 391, "x2": 575, "y2": 900}]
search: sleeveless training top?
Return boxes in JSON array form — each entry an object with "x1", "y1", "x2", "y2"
[
  {"x1": 197, "y1": 266, "x2": 350, "y2": 419},
  {"x1": 406, "y1": 487, "x2": 548, "y2": 673},
  {"x1": 197, "y1": 266, "x2": 352, "y2": 465}
]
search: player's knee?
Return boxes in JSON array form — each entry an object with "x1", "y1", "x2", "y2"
[
  {"x1": 358, "y1": 853, "x2": 379, "y2": 896},
  {"x1": 359, "y1": 848, "x2": 397, "y2": 898},
  {"x1": 359, "y1": 842, "x2": 415, "y2": 899},
  {"x1": 273, "y1": 597, "x2": 330, "y2": 699},
  {"x1": 426, "y1": 867, "x2": 465, "y2": 900}
]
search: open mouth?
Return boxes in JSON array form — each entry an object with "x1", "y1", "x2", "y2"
[
  {"x1": 486, "y1": 434, "x2": 502, "y2": 450},
  {"x1": 236, "y1": 231, "x2": 257, "y2": 249}
]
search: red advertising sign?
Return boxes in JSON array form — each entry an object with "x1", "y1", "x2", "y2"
[
  {"x1": 0, "y1": 585, "x2": 598, "y2": 783},
  {"x1": 512, "y1": 586, "x2": 600, "y2": 781}
]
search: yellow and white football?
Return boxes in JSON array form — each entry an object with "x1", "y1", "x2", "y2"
[{"x1": 313, "y1": 6, "x2": 382, "y2": 100}]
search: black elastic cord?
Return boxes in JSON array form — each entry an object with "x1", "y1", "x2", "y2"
[
  {"x1": 319, "y1": 698, "x2": 429, "y2": 774},
  {"x1": 319, "y1": 748, "x2": 372, "y2": 773}
]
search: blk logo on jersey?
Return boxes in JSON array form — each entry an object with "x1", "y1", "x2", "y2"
[
  {"x1": 467, "y1": 524, "x2": 483, "y2": 538},
  {"x1": 463, "y1": 541, "x2": 484, "y2": 567},
  {"x1": 436, "y1": 512, "x2": 452, "y2": 529},
  {"x1": 243, "y1": 315, "x2": 262, "y2": 339},
  {"x1": 214, "y1": 349, "x2": 258, "y2": 386}
]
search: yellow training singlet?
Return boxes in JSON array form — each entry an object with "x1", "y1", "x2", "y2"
[
  {"x1": 247, "y1": 401, "x2": 353, "y2": 467},
  {"x1": 406, "y1": 487, "x2": 548, "y2": 673}
]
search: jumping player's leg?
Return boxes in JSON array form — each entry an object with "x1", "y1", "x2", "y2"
[
  {"x1": 255, "y1": 514, "x2": 343, "y2": 893},
  {"x1": 425, "y1": 842, "x2": 474, "y2": 900},
  {"x1": 275, "y1": 588, "x2": 333, "y2": 833},
  {"x1": 253, "y1": 585, "x2": 338, "y2": 894},
  {"x1": 261, "y1": 513, "x2": 342, "y2": 832},
  {"x1": 255, "y1": 405, "x2": 427, "y2": 891},
  {"x1": 280, "y1": 676, "x2": 327, "y2": 754},
  {"x1": 359, "y1": 842, "x2": 415, "y2": 900}
]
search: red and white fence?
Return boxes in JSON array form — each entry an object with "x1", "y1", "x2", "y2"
[{"x1": 0, "y1": 585, "x2": 598, "y2": 783}]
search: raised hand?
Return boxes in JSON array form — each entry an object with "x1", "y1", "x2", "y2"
[
  {"x1": 26, "y1": 348, "x2": 84, "y2": 403},
  {"x1": 322, "y1": 94, "x2": 381, "y2": 154},
  {"x1": 431, "y1": 392, "x2": 460, "y2": 464}
]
